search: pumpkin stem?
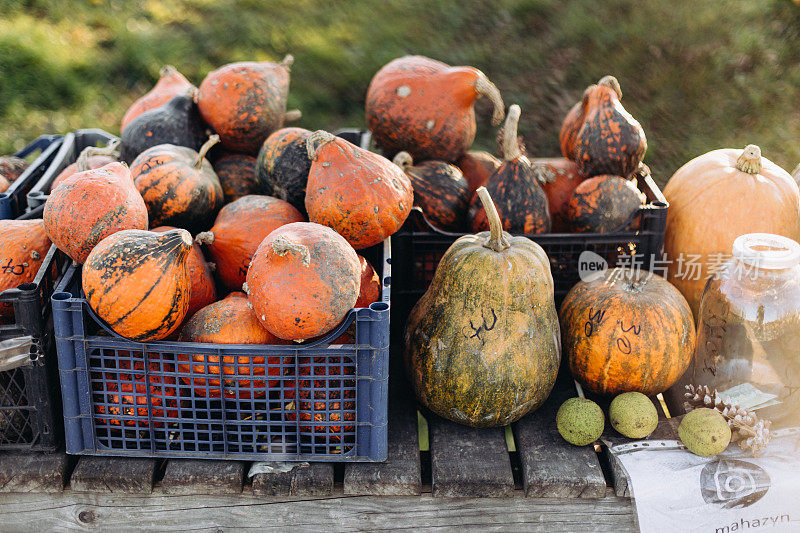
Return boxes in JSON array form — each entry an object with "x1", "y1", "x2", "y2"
[
  {"x1": 306, "y1": 130, "x2": 336, "y2": 161},
  {"x1": 531, "y1": 161, "x2": 556, "y2": 184},
  {"x1": 195, "y1": 134, "x2": 220, "y2": 169},
  {"x1": 271, "y1": 236, "x2": 311, "y2": 267},
  {"x1": 242, "y1": 282, "x2": 249, "y2": 294},
  {"x1": 392, "y1": 151, "x2": 413, "y2": 170},
  {"x1": 280, "y1": 54, "x2": 294, "y2": 70},
  {"x1": 475, "y1": 74, "x2": 505, "y2": 126},
  {"x1": 597, "y1": 75, "x2": 622, "y2": 99},
  {"x1": 736, "y1": 145, "x2": 762, "y2": 174},
  {"x1": 476, "y1": 186, "x2": 510, "y2": 252},
  {"x1": 159, "y1": 65, "x2": 179, "y2": 78},
  {"x1": 195, "y1": 231, "x2": 215, "y2": 245},
  {"x1": 284, "y1": 109, "x2": 302, "y2": 122},
  {"x1": 76, "y1": 138, "x2": 120, "y2": 172},
  {"x1": 500, "y1": 104, "x2": 523, "y2": 162}
]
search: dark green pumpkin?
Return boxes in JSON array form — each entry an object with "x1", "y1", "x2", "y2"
[
  {"x1": 567, "y1": 174, "x2": 645, "y2": 233},
  {"x1": 404, "y1": 187, "x2": 560, "y2": 427},
  {"x1": 393, "y1": 152, "x2": 470, "y2": 232},
  {"x1": 255, "y1": 127, "x2": 313, "y2": 216}
]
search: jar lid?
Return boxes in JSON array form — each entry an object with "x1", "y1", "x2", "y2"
[{"x1": 732, "y1": 233, "x2": 800, "y2": 269}]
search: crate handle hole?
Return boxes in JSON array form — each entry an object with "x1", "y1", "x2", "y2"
[
  {"x1": 369, "y1": 302, "x2": 389, "y2": 311},
  {"x1": 52, "y1": 292, "x2": 72, "y2": 301},
  {"x1": 29, "y1": 191, "x2": 43, "y2": 197}
]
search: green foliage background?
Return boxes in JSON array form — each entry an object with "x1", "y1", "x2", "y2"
[{"x1": 1, "y1": 0, "x2": 800, "y2": 185}]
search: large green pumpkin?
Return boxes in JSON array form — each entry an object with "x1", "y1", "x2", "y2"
[{"x1": 404, "y1": 187, "x2": 561, "y2": 427}]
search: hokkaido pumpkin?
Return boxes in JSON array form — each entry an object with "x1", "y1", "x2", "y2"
[
  {"x1": 468, "y1": 105, "x2": 551, "y2": 235},
  {"x1": 393, "y1": 152, "x2": 470, "y2": 232},
  {"x1": 356, "y1": 255, "x2": 381, "y2": 308},
  {"x1": 212, "y1": 151, "x2": 259, "y2": 203},
  {"x1": 305, "y1": 131, "x2": 413, "y2": 249},
  {"x1": 152, "y1": 226, "x2": 216, "y2": 319},
  {"x1": 177, "y1": 292, "x2": 291, "y2": 399},
  {"x1": 560, "y1": 267, "x2": 695, "y2": 396},
  {"x1": 255, "y1": 127, "x2": 313, "y2": 215},
  {"x1": 365, "y1": 55, "x2": 505, "y2": 162},
  {"x1": 457, "y1": 150, "x2": 500, "y2": 195},
  {"x1": 0, "y1": 156, "x2": 28, "y2": 182},
  {"x1": 121, "y1": 65, "x2": 194, "y2": 132},
  {"x1": 405, "y1": 187, "x2": 560, "y2": 427},
  {"x1": 567, "y1": 174, "x2": 645, "y2": 233},
  {"x1": 663, "y1": 144, "x2": 800, "y2": 316},
  {"x1": 120, "y1": 91, "x2": 206, "y2": 164},
  {"x1": 82, "y1": 229, "x2": 193, "y2": 341},
  {"x1": 195, "y1": 194, "x2": 304, "y2": 290},
  {"x1": 244, "y1": 222, "x2": 360, "y2": 340},
  {"x1": 130, "y1": 135, "x2": 224, "y2": 233},
  {"x1": 531, "y1": 158, "x2": 584, "y2": 232},
  {"x1": 0, "y1": 219, "x2": 51, "y2": 317},
  {"x1": 196, "y1": 56, "x2": 295, "y2": 153},
  {"x1": 43, "y1": 162, "x2": 148, "y2": 264},
  {"x1": 51, "y1": 139, "x2": 120, "y2": 191}
]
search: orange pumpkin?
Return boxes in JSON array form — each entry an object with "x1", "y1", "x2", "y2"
[
  {"x1": 663, "y1": 144, "x2": 800, "y2": 316},
  {"x1": 531, "y1": 158, "x2": 584, "y2": 232},
  {"x1": 212, "y1": 151, "x2": 259, "y2": 203},
  {"x1": 152, "y1": 226, "x2": 216, "y2": 318},
  {"x1": 0, "y1": 175, "x2": 9, "y2": 193},
  {"x1": 177, "y1": 292, "x2": 291, "y2": 399},
  {"x1": 255, "y1": 127, "x2": 313, "y2": 215},
  {"x1": 305, "y1": 131, "x2": 414, "y2": 249},
  {"x1": 566, "y1": 174, "x2": 645, "y2": 233},
  {"x1": 82, "y1": 229, "x2": 193, "y2": 341},
  {"x1": 356, "y1": 255, "x2": 381, "y2": 308},
  {"x1": 365, "y1": 55, "x2": 505, "y2": 162},
  {"x1": 559, "y1": 96, "x2": 585, "y2": 160},
  {"x1": 51, "y1": 150, "x2": 119, "y2": 191},
  {"x1": 0, "y1": 219, "x2": 51, "y2": 317},
  {"x1": 195, "y1": 194, "x2": 304, "y2": 290},
  {"x1": 121, "y1": 65, "x2": 194, "y2": 132},
  {"x1": 245, "y1": 222, "x2": 360, "y2": 340},
  {"x1": 560, "y1": 267, "x2": 696, "y2": 396},
  {"x1": 196, "y1": 56, "x2": 295, "y2": 153},
  {"x1": 43, "y1": 162, "x2": 148, "y2": 264},
  {"x1": 130, "y1": 135, "x2": 224, "y2": 233},
  {"x1": 457, "y1": 150, "x2": 500, "y2": 195}
]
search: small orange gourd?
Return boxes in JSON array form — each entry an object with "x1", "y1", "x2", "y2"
[
  {"x1": 532, "y1": 158, "x2": 584, "y2": 232},
  {"x1": 121, "y1": 65, "x2": 194, "y2": 132}
]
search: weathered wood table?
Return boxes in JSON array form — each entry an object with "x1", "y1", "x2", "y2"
[{"x1": 0, "y1": 359, "x2": 664, "y2": 532}]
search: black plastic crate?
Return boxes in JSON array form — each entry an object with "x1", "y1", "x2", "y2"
[
  {"x1": 52, "y1": 240, "x2": 391, "y2": 461},
  {"x1": 27, "y1": 129, "x2": 117, "y2": 211},
  {"x1": 0, "y1": 231, "x2": 71, "y2": 451},
  {"x1": 391, "y1": 174, "x2": 668, "y2": 340},
  {"x1": 0, "y1": 135, "x2": 63, "y2": 220}
]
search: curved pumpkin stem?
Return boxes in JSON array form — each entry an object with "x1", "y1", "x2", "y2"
[
  {"x1": 195, "y1": 231, "x2": 215, "y2": 245},
  {"x1": 476, "y1": 186, "x2": 510, "y2": 252},
  {"x1": 475, "y1": 75, "x2": 505, "y2": 126},
  {"x1": 271, "y1": 235, "x2": 311, "y2": 267},
  {"x1": 284, "y1": 109, "x2": 302, "y2": 123},
  {"x1": 306, "y1": 130, "x2": 336, "y2": 161},
  {"x1": 736, "y1": 145, "x2": 762, "y2": 175},
  {"x1": 195, "y1": 134, "x2": 220, "y2": 169},
  {"x1": 159, "y1": 65, "x2": 179, "y2": 78},
  {"x1": 597, "y1": 75, "x2": 622, "y2": 99},
  {"x1": 280, "y1": 54, "x2": 294, "y2": 70},
  {"x1": 500, "y1": 104, "x2": 523, "y2": 162},
  {"x1": 76, "y1": 138, "x2": 120, "y2": 172},
  {"x1": 392, "y1": 151, "x2": 414, "y2": 170}
]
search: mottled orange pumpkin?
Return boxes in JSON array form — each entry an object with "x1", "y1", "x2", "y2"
[
  {"x1": 212, "y1": 151, "x2": 259, "y2": 203},
  {"x1": 130, "y1": 135, "x2": 224, "y2": 233},
  {"x1": 82, "y1": 229, "x2": 193, "y2": 341},
  {"x1": 457, "y1": 150, "x2": 500, "y2": 195},
  {"x1": 566, "y1": 174, "x2": 645, "y2": 233},
  {"x1": 355, "y1": 255, "x2": 381, "y2": 308},
  {"x1": 305, "y1": 131, "x2": 414, "y2": 249},
  {"x1": 43, "y1": 162, "x2": 148, "y2": 264},
  {"x1": 195, "y1": 194, "x2": 304, "y2": 290},
  {"x1": 245, "y1": 222, "x2": 360, "y2": 340},
  {"x1": 532, "y1": 158, "x2": 584, "y2": 232},
  {"x1": 121, "y1": 65, "x2": 194, "y2": 132},
  {"x1": 560, "y1": 267, "x2": 695, "y2": 396},
  {"x1": 365, "y1": 55, "x2": 505, "y2": 162},
  {"x1": 196, "y1": 56, "x2": 294, "y2": 153},
  {"x1": 255, "y1": 127, "x2": 313, "y2": 215},
  {"x1": 0, "y1": 219, "x2": 51, "y2": 317},
  {"x1": 51, "y1": 140, "x2": 120, "y2": 191}
]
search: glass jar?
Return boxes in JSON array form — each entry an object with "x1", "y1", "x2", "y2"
[{"x1": 685, "y1": 233, "x2": 800, "y2": 428}]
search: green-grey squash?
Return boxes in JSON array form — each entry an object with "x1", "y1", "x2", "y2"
[{"x1": 404, "y1": 186, "x2": 561, "y2": 427}]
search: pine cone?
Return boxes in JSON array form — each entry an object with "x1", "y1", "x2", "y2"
[{"x1": 684, "y1": 384, "x2": 772, "y2": 456}]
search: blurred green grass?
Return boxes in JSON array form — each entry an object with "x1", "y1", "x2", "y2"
[{"x1": 1, "y1": 0, "x2": 800, "y2": 185}]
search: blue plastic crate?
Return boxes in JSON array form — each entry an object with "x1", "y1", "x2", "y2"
[
  {"x1": 52, "y1": 240, "x2": 390, "y2": 461},
  {"x1": 27, "y1": 129, "x2": 117, "y2": 211},
  {"x1": 0, "y1": 135, "x2": 63, "y2": 220}
]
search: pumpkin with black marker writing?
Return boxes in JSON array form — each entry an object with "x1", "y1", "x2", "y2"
[
  {"x1": 0, "y1": 219, "x2": 51, "y2": 317},
  {"x1": 82, "y1": 229, "x2": 193, "y2": 341},
  {"x1": 212, "y1": 151, "x2": 258, "y2": 203},
  {"x1": 532, "y1": 158, "x2": 584, "y2": 232},
  {"x1": 457, "y1": 150, "x2": 500, "y2": 195},
  {"x1": 560, "y1": 267, "x2": 695, "y2": 396},
  {"x1": 393, "y1": 152, "x2": 470, "y2": 232},
  {"x1": 121, "y1": 65, "x2": 194, "y2": 133},
  {"x1": 468, "y1": 105, "x2": 551, "y2": 235},
  {"x1": 255, "y1": 127, "x2": 313, "y2": 215},
  {"x1": 405, "y1": 187, "x2": 560, "y2": 427},
  {"x1": 567, "y1": 174, "x2": 645, "y2": 233}
]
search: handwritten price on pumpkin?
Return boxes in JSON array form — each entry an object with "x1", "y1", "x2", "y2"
[
  {"x1": 584, "y1": 308, "x2": 641, "y2": 354},
  {"x1": 1, "y1": 258, "x2": 27, "y2": 276}
]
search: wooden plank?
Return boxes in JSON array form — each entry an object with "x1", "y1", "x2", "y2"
[
  {"x1": 428, "y1": 414, "x2": 515, "y2": 498},
  {"x1": 70, "y1": 456, "x2": 156, "y2": 494},
  {"x1": 158, "y1": 460, "x2": 244, "y2": 495},
  {"x1": 251, "y1": 462, "x2": 334, "y2": 497},
  {"x1": 0, "y1": 491, "x2": 638, "y2": 532},
  {"x1": 0, "y1": 452, "x2": 69, "y2": 493},
  {"x1": 514, "y1": 373, "x2": 607, "y2": 498}
]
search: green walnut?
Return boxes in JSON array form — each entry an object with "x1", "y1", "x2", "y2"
[
  {"x1": 556, "y1": 397, "x2": 605, "y2": 446},
  {"x1": 609, "y1": 392, "x2": 659, "y2": 439},
  {"x1": 679, "y1": 408, "x2": 731, "y2": 457}
]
